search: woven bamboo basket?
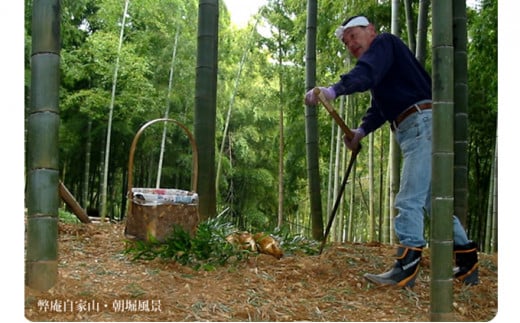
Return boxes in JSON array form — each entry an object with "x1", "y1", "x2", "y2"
[{"x1": 124, "y1": 118, "x2": 199, "y2": 241}]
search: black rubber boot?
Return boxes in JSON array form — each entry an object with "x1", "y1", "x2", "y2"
[
  {"x1": 364, "y1": 246, "x2": 423, "y2": 288},
  {"x1": 454, "y1": 241, "x2": 479, "y2": 285}
]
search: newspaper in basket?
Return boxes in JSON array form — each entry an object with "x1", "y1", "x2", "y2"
[{"x1": 124, "y1": 119, "x2": 199, "y2": 241}]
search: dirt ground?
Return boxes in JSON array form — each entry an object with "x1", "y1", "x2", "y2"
[{"x1": 24, "y1": 222, "x2": 498, "y2": 322}]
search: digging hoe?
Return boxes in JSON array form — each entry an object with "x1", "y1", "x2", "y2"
[{"x1": 312, "y1": 88, "x2": 361, "y2": 255}]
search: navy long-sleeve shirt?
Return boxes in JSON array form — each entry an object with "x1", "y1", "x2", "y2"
[{"x1": 331, "y1": 33, "x2": 432, "y2": 135}]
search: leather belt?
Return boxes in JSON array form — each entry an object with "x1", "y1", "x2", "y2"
[{"x1": 391, "y1": 103, "x2": 432, "y2": 131}]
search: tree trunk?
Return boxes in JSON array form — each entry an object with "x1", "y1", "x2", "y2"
[
  {"x1": 59, "y1": 182, "x2": 91, "y2": 223},
  {"x1": 304, "y1": 0, "x2": 323, "y2": 240},
  {"x1": 485, "y1": 132, "x2": 497, "y2": 253},
  {"x1": 389, "y1": 0, "x2": 401, "y2": 245},
  {"x1": 326, "y1": 113, "x2": 336, "y2": 223},
  {"x1": 453, "y1": 0, "x2": 469, "y2": 227},
  {"x1": 82, "y1": 119, "x2": 92, "y2": 207},
  {"x1": 378, "y1": 130, "x2": 386, "y2": 242},
  {"x1": 368, "y1": 132, "x2": 375, "y2": 241},
  {"x1": 345, "y1": 94, "x2": 357, "y2": 242},
  {"x1": 100, "y1": 0, "x2": 129, "y2": 221},
  {"x1": 337, "y1": 97, "x2": 347, "y2": 241},
  {"x1": 216, "y1": 17, "x2": 259, "y2": 194},
  {"x1": 195, "y1": 0, "x2": 219, "y2": 221},
  {"x1": 347, "y1": 162, "x2": 357, "y2": 241},
  {"x1": 416, "y1": 0, "x2": 431, "y2": 65},
  {"x1": 331, "y1": 96, "x2": 348, "y2": 242},
  {"x1": 157, "y1": 26, "x2": 180, "y2": 188},
  {"x1": 277, "y1": 41, "x2": 284, "y2": 228},
  {"x1": 26, "y1": 0, "x2": 61, "y2": 291},
  {"x1": 404, "y1": 0, "x2": 417, "y2": 53},
  {"x1": 430, "y1": 0, "x2": 454, "y2": 320},
  {"x1": 382, "y1": 143, "x2": 391, "y2": 243}
]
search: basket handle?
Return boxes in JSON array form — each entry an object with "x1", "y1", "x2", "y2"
[{"x1": 126, "y1": 118, "x2": 198, "y2": 203}]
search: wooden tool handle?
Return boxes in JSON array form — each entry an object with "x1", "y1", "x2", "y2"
[{"x1": 313, "y1": 87, "x2": 355, "y2": 140}]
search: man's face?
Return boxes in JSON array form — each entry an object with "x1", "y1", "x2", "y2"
[{"x1": 341, "y1": 25, "x2": 376, "y2": 59}]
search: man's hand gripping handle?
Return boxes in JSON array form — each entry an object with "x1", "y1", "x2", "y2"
[{"x1": 313, "y1": 87, "x2": 355, "y2": 141}]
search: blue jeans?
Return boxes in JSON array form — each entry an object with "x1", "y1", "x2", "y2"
[{"x1": 393, "y1": 109, "x2": 470, "y2": 247}]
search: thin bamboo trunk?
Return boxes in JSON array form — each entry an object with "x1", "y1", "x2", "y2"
[
  {"x1": 491, "y1": 140, "x2": 498, "y2": 253},
  {"x1": 348, "y1": 164, "x2": 357, "y2": 241},
  {"x1": 82, "y1": 120, "x2": 92, "y2": 207},
  {"x1": 278, "y1": 107, "x2": 284, "y2": 228},
  {"x1": 389, "y1": 0, "x2": 401, "y2": 246},
  {"x1": 368, "y1": 132, "x2": 375, "y2": 241},
  {"x1": 346, "y1": 94, "x2": 356, "y2": 242},
  {"x1": 277, "y1": 22, "x2": 285, "y2": 228},
  {"x1": 304, "y1": 0, "x2": 324, "y2": 240},
  {"x1": 216, "y1": 16, "x2": 260, "y2": 193},
  {"x1": 378, "y1": 129, "x2": 386, "y2": 242},
  {"x1": 157, "y1": 26, "x2": 181, "y2": 188},
  {"x1": 404, "y1": 0, "x2": 417, "y2": 53},
  {"x1": 326, "y1": 117, "x2": 336, "y2": 219},
  {"x1": 383, "y1": 152, "x2": 391, "y2": 243},
  {"x1": 485, "y1": 133, "x2": 497, "y2": 253},
  {"x1": 416, "y1": 0, "x2": 430, "y2": 65},
  {"x1": 278, "y1": 61, "x2": 284, "y2": 228},
  {"x1": 332, "y1": 105, "x2": 342, "y2": 241},
  {"x1": 331, "y1": 97, "x2": 348, "y2": 242},
  {"x1": 338, "y1": 97, "x2": 347, "y2": 241},
  {"x1": 100, "y1": 0, "x2": 130, "y2": 221}
]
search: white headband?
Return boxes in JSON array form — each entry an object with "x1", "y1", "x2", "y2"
[{"x1": 334, "y1": 16, "x2": 370, "y2": 40}]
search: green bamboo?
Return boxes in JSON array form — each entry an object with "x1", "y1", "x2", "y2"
[
  {"x1": 346, "y1": 95, "x2": 356, "y2": 242},
  {"x1": 382, "y1": 143, "x2": 390, "y2": 243},
  {"x1": 416, "y1": 0, "x2": 430, "y2": 65},
  {"x1": 388, "y1": 0, "x2": 401, "y2": 245},
  {"x1": 304, "y1": 0, "x2": 323, "y2": 240},
  {"x1": 329, "y1": 95, "x2": 346, "y2": 242},
  {"x1": 100, "y1": 0, "x2": 130, "y2": 221},
  {"x1": 277, "y1": 29, "x2": 285, "y2": 228},
  {"x1": 485, "y1": 132, "x2": 497, "y2": 253},
  {"x1": 326, "y1": 106, "x2": 336, "y2": 224},
  {"x1": 195, "y1": 0, "x2": 219, "y2": 220},
  {"x1": 368, "y1": 132, "x2": 375, "y2": 241},
  {"x1": 157, "y1": 25, "x2": 181, "y2": 189},
  {"x1": 338, "y1": 100, "x2": 348, "y2": 241},
  {"x1": 330, "y1": 96, "x2": 349, "y2": 242},
  {"x1": 431, "y1": 0, "x2": 454, "y2": 320},
  {"x1": 82, "y1": 120, "x2": 92, "y2": 207},
  {"x1": 453, "y1": 0, "x2": 469, "y2": 227},
  {"x1": 25, "y1": 0, "x2": 61, "y2": 291},
  {"x1": 404, "y1": 0, "x2": 417, "y2": 53},
  {"x1": 216, "y1": 16, "x2": 260, "y2": 195},
  {"x1": 338, "y1": 97, "x2": 348, "y2": 241}
]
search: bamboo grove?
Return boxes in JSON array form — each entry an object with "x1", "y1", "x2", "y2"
[{"x1": 24, "y1": 0, "x2": 497, "y2": 254}]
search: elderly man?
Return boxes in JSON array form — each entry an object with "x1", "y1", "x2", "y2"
[{"x1": 305, "y1": 15, "x2": 478, "y2": 288}]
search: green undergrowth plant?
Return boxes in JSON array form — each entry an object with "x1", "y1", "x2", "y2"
[
  {"x1": 123, "y1": 215, "x2": 247, "y2": 270},
  {"x1": 123, "y1": 215, "x2": 320, "y2": 270},
  {"x1": 59, "y1": 208, "x2": 81, "y2": 224},
  {"x1": 272, "y1": 225, "x2": 320, "y2": 256}
]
